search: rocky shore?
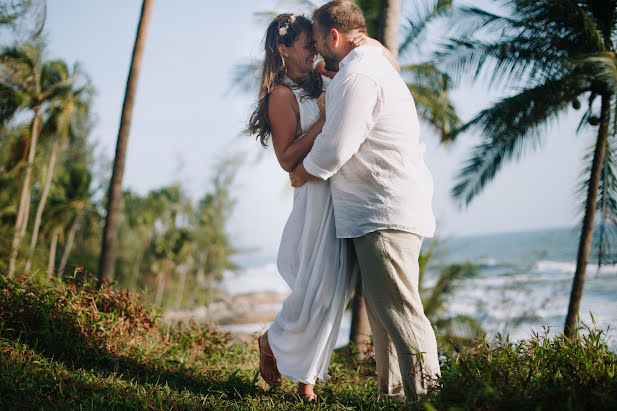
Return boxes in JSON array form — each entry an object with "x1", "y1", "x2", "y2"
[{"x1": 161, "y1": 289, "x2": 289, "y2": 343}]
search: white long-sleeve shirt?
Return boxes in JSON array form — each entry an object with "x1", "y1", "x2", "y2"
[{"x1": 303, "y1": 46, "x2": 436, "y2": 239}]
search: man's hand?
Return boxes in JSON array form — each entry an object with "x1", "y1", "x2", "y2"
[{"x1": 289, "y1": 162, "x2": 315, "y2": 188}]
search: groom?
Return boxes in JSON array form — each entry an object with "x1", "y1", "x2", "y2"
[{"x1": 290, "y1": 0, "x2": 440, "y2": 403}]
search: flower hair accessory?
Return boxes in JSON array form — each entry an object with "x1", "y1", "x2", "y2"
[{"x1": 279, "y1": 13, "x2": 299, "y2": 37}]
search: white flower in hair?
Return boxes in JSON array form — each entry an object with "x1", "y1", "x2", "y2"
[{"x1": 279, "y1": 27, "x2": 288, "y2": 36}]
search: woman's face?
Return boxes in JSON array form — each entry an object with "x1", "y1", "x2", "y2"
[{"x1": 285, "y1": 31, "x2": 317, "y2": 75}]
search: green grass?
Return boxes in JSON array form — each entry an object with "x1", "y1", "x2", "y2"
[{"x1": 0, "y1": 272, "x2": 615, "y2": 410}]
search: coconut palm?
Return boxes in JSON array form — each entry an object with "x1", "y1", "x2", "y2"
[
  {"x1": 398, "y1": 0, "x2": 460, "y2": 142},
  {"x1": 44, "y1": 164, "x2": 95, "y2": 279},
  {"x1": 24, "y1": 65, "x2": 93, "y2": 274},
  {"x1": 0, "y1": 43, "x2": 75, "y2": 278},
  {"x1": 99, "y1": 0, "x2": 155, "y2": 285},
  {"x1": 438, "y1": 0, "x2": 617, "y2": 337},
  {"x1": 0, "y1": 0, "x2": 46, "y2": 40}
]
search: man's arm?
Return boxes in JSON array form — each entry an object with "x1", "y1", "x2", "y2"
[{"x1": 299, "y1": 73, "x2": 380, "y2": 182}]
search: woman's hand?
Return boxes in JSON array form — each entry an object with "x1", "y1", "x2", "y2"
[
  {"x1": 352, "y1": 33, "x2": 382, "y2": 48},
  {"x1": 317, "y1": 92, "x2": 326, "y2": 121},
  {"x1": 352, "y1": 33, "x2": 401, "y2": 72}
]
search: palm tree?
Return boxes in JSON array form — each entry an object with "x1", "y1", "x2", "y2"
[
  {"x1": 46, "y1": 165, "x2": 94, "y2": 279},
  {"x1": 0, "y1": 0, "x2": 46, "y2": 40},
  {"x1": 0, "y1": 43, "x2": 74, "y2": 277},
  {"x1": 24, "y1": 65, "x2": 93, "y2": 274},
  {"x1": 99, "y1": 0, "x2": 155, "y2": 285},
  {"x1": 438, "y1": 0, "x2": 617, "y2": 337}
]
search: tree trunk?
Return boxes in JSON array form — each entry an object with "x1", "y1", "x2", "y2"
[
  {"x1": 349, "y1": 279, "x2": 372, "y2": 357},
  {"x1": 48, "y1": 227, "x2": 59, "y2": 277},
  {"x1": 155, "y1": 260, "x2": 168, "y2": 307},
  {"x1": 58, "y1": 216, "x2": 79, "y2": 280},
  {"x1": 349, "y1": 0, "x2": 401, "y2": 352},
  {"x1": 99, "y1": 0, "x2": 155, "y2": 285},
  {"x1": 130, "y1": 248, "x2": 145, "y2": 291},
  {"x1": 564, "y1": 93, "x2": 611, "y2": 337},
  {"x1": 379, "y1": 0, "x2": 401, "y2": 58},
  {"x1": 25, "y1": 137, "x2": 59, "y2": 274},
  {"x1": 8, "y1": 109, "x2": 41, "y2": 278},
  {"x1": 175, "y1": 267, "x2": 187, "y2": 308}
]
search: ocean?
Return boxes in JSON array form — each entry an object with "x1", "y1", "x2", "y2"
[{"x1": 219, "y1": 227, "x2": 617, "y2": 351}]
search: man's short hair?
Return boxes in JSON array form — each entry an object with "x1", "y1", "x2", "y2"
[{"x1": 313, "y1": 0, "x2": 367, "y2": 36}]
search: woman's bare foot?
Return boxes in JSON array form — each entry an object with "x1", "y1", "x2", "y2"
[
  {"x1": 297, "y1": 382, "x2": 316, "y2": 402},
  {"x1": 258, "y1": 331, "x2": 282, "y2": 386}
]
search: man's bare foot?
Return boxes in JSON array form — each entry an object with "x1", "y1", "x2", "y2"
[
  {"x1": 258, "y1": 331, "x2": 281, "y2": 386},
  {"x1": 297, "y1": 382, "x2": 316, "y2": 402}
]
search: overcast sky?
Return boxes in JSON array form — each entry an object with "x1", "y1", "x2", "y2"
[{"x1": 42, "y1": 0, "x2": 591, "y2": 256}]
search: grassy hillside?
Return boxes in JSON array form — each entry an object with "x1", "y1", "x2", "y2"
[{"x1": 1, "y1": 273, "x2": 615, "y2": 410}]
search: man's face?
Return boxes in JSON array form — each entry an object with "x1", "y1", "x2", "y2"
[{"x1": 312, "y1": 21, "x2": 339, "y2": 72}]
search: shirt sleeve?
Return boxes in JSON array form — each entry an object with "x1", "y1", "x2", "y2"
[{"x1": 303, "y1": 72, "x2": 380, "y2": 180}]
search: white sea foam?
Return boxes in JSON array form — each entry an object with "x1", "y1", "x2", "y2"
[{"x1": 534, "y1": 260, "x2": 617, "y2": 275}]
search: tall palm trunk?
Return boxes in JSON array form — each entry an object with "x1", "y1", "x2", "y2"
[
  {"x1": 155, "y1": 260, "x2": 168, "y2": 307},
  {"x1": 99, "y1": 0, "x2": 155, "y2": 285},
  {"x1": 349, "y1": 0, "x2": 400, "y2": 353},
  {"x1": 48, "y1": 227, "x2": 59, "y2": 277},
  {"x1": 564, "y1": 93, "x2": 611, "y2": 337},
  {"x1": 131, "y1": 247, "x2": 146, "y2": 291},
  {"x1": 379, "y1": 0, "x2": 400, "y2": 58},
  {"x1": 8, "y1": 109, "x2": 41, "y2": 278},
  {"x1": 175, "y1": 267, "x2": 187, "y2": 308},
  {"x1": 25, "y1": 137, "x2": 59, "y2": 274},
  {"x1": 58, "y1": 216, "x2": 79, "y2": 280}
]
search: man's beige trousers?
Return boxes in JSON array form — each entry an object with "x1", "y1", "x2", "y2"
[{"x1": 352, "y1": 229, "x2": 440, "y2": 401}]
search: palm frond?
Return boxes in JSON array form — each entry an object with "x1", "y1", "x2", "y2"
[
  {"x1": 452, "y1": 74, "x2": 590, "y2": 206},
  {"x1": 573, "y1": 51, "x2": 617, "y2": 92},
  {"x1": 227, "y1": 59, "x2": 262, "y2": 96},
  {"x1": 398, "y1": 0, "x2": 453, "y2": 58},
  {"x1": 423, "y1": 262, "x2": 478, "y2": 318},
  {"x1": 434, "y1": 314, "x2": 485, "y2": 351},
  {"x1": 403, "y1": 62, "x2": 460, "y2": 142},
  {"x1": 438, "y1": 36, "x2": 571, "y2": 89},
  {"x1": 581, "y1": 0, "x2": 617, "y2": 45},
  {"x1": 440, "y1": 0, "x2": 606, "y2": 88}
]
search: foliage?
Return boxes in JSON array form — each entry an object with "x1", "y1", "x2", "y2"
[
  {"x1": 438, "y1": 0, "x2": 617, "y2": 335},
  {"x1": 432, "y1": 325, "x2": 617, "y2": 410},
  {"x1": 419, "y1": 241, "x2": 484, "y2": 353},
  {"x1": 1, "y1": 274, "x2": 615, "y2": 410}
]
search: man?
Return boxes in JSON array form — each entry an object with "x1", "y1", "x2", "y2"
[{"x1": 289, "y1": 0, "x2": 440, "y2": 403}]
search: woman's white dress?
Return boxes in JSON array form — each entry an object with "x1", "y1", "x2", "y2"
[{"x1": 268, "y1": 79, "x2": 357, "y2": 385}]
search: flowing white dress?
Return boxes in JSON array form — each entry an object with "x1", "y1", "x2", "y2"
[{"x1": 268, "y1": 78, "x2": 357, "y2": 385}]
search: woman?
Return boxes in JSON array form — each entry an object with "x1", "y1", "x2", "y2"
[{"x1": 248, "y1": 13, "x2": 397, "y2": 401}]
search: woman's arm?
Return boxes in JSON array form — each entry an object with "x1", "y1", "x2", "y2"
[
  {"x1": 268, "y1": 85, "x2": 325, "y2": 172},
  {"x1": 351, "y1": 34, "x2": 400, "y2": 72}
]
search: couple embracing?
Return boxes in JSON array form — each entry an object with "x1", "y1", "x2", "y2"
[{"x1": 248, "y1": 0, "x2": 439, "y2": 404}]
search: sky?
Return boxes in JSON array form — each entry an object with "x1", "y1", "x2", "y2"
[{"x1": 40, "y1": 0, "x2": 593, "y2": 256}]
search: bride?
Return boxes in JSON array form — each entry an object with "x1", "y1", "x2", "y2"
[{"x1": 247, "y1": 13, "x2": 398, "y2": 401}]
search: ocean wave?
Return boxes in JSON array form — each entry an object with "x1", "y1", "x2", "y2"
[{"x1": 535, "y1": 260, "x2": 617, "y2": 275}]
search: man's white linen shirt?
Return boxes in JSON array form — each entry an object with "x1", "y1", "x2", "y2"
[{"x1": 303, "y1": 46, "x2": 436, "y2": 239}]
